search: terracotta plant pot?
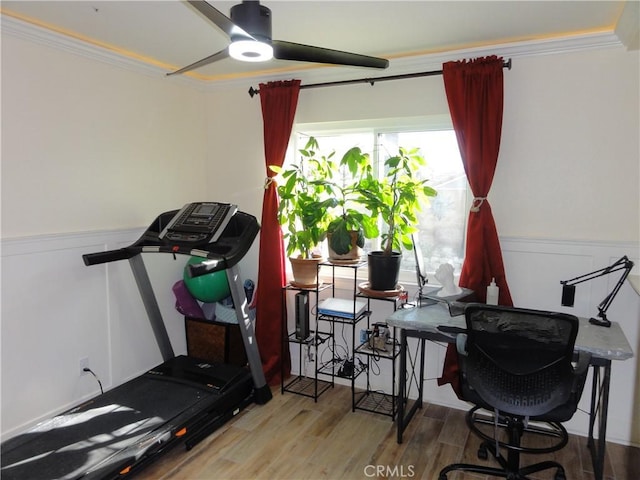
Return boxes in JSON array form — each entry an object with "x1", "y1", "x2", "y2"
[
  {"x1": 327, "y1": 231, "x2": 363, "y2": 262},
  {"x1": 289, "y1": 256, "x2": 323, "y2": 287}
]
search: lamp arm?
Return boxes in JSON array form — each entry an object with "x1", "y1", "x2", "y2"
[
  {"x1": 559, "y1": 256, "x2": 634, "y2": 328},
  {"x1": 561, "y1": 256, "x2": 632, "y2": 287},
  {"x1": 596, "y1": 260, "x2": 633, "y2": 318}
]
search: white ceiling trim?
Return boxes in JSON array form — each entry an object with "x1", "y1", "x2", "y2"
[
  {"x1": 2, "y1": 14, "x2": 623, "y2": 92},
  {"x1": 1, "y1": 15, "x2": 203, "y2": 90}
]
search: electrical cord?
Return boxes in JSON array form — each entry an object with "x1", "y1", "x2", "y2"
[
  {"x1": 83, "y1": 368, "x2": 104, "y2": 394},
  {"x1": 577, "y1": 371, "x2": 603, "y2": 418},
  {"x1": 339, "y1": 323, "x2": 349, "y2": 351},
  {"x1": 368, "y1": 355, "x2": 381, "y2": 375},
  {"x1": 323, "y1": 322, "x2": 348, "y2": 362}
]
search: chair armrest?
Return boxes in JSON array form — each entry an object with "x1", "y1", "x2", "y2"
[
  {"x1": 571, "y1": 350, "x2": 591, "y2": 394},
  {"x1": 456, "y1": 333, "x2": 468, "y2": 356},
  {"x1": 574, "y1": 350, "x2": 591, "y2": 375}
]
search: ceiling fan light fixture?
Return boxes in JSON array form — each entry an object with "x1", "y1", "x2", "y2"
[
  {"x1": 173, "y1": 0, "x2": 390, "y2": 74},
  {"x1": 229, "y1": 40, "x2": 273, "y2": 62}
]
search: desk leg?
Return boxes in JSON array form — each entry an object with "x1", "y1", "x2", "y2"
[
  {"x1": 418, "y1": 337, "x2": 426, "y2": 405},
  {"x1": 587, "y1": 361, "x2": 611, "y2": 480},
  {"x1": 396, "y1": 330, "x2": 426, "y2": 444},
  {"x1": 397, "y1": 328, "x2": 407, "y2": 444}
]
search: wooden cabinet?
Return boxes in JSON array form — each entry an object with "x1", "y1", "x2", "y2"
[{"x1": 185, "y1": 317, "x2": 247, "y2": 366}]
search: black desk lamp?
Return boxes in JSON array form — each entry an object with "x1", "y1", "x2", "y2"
[
  {"x1": 411, "y1": 234, "x2": 428, "y2": 297},
  {"x1": 560, "y1": 255, "x2": 634, "y2": 327}
]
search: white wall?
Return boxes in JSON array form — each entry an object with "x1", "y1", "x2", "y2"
[
  {"x1": 496, "y1": 48, "x2": 640, "y2": 242},
  {"x1": 1, "y1": 25, "x2": 638, "y2": 448},
  {"x1": 0, "y1": 33, "x2": 209, "y2": 436},
  {"x1": 201, "y1": 88, "x2": 268, "y2": 282},
  {"x1": 1, "y1": 34, "x2": 208, "y2": 237}
]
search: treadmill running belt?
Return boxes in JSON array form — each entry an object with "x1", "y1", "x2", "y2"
[{"x1": 1, "y1": 357, "x2": 253, "y2": 480}]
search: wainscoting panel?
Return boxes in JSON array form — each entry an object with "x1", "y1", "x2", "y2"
[
  {"x1": 501, "y1": 237, "x2": 639, "y2": 446},
  {"x1": 1, "y1": 229, "x2": 186, "y2": 438},
  {"x1": 4, "y1": 233, "x2": 638, "y2": 446}
]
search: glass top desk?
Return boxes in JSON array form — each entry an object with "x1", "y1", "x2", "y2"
[{"x1": 387, "y1": 303, "x2": 634, "y2": 480}]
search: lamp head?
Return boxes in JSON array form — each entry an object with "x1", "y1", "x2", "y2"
[{"x1": 561, "y1": 283, "x2": 576, "y2": 307}]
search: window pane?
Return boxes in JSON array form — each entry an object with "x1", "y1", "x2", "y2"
[
  {"x1": 378, "y1": 130, "x2": 466, "y2": 276},
  {"x1": 287, "y1": 125, "x2": 468, "y2": 281},
  {"x1": 296, "y1": 131, "x2": 374, "y2": 159},
  {"x1": 293, "y1": 131, "x2": 377, "y2": 253}
]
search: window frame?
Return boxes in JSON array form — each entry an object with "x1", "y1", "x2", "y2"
[{"x1": 286, "y1": 115, "x2": 471, "y2": 287}]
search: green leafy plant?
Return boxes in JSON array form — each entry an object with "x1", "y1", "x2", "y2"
[
  {"x1": 272, "y1": 138, "x2": 436, "y2": 260},
  {"x1": 318, "y1": 145, "x2": 378, "y2": 255},
  {"x1": 270, "y1": 137, "x2": 333, "y2": 258},
  {"x1": 357, "y1": 147, "x2": 437, "y2": 255}
]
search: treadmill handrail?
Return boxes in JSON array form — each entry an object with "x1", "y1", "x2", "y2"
[
  {"x1": 83, "y1": 248, "x2": 136, "y2": 266},
  {"x1": 82, "y1": 208, "x2": 260, "y2": 277}
]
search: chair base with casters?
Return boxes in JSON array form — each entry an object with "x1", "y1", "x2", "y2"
[{"x1": 438, "y1": 405, "x2": 568, "y2": 480}]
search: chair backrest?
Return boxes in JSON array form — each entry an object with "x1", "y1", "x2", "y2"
[{"x1": 461, "y1": 304, "x2": 580, "y2": 417}]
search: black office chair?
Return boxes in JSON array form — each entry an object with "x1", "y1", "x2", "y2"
[{"x1": 439, "y1": 304, "x2": 591, "y2": 480}]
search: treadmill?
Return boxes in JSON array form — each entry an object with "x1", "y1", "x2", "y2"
[{"x1": 1, "y1": 202, "x2": 272, "y2": 480}]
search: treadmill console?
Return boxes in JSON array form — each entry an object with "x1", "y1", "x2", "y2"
[{"x1": 159, "y1": 202, "x2": 237, "y2": 245}]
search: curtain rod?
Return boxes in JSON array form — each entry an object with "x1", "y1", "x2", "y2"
[{"x1": 248, "y1": 58, "x2": 511, "y2": 97}]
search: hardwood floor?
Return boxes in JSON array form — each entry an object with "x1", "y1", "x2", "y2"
[{"x1": 138, "y1": 385, "x2": 639, "y2": 480}]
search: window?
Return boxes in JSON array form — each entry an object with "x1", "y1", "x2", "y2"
[{"x1": 286, "y1": 118, "x2": 468, "y2": 283}]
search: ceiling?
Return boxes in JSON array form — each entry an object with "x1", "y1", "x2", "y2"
[{"x1": 1, "y1": 1, "x2": 637, "y2": 85}]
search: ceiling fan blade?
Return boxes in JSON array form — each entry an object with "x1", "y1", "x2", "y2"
[
  {"x1": 187, "y1": 0, "x2": 255, "y2": 41},
  {"x1": 272, "y1": 40, "x2": 389, "y2": 69},
  {"x1": 167, "y1": 48, "x2": 229, "y2": 76}
]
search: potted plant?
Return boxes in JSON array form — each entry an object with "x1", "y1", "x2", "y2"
[
  {"x1": 270, "y1": 138, "x2": 333, "y2": 286},
  {"x1": 357, "y1": 146, "x2": 437, "y2": 290},
  {"x1": 318, "y1": 145, "x2": 378, "y2": 261}
]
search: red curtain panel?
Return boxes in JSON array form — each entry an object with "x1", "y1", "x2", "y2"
[
  {"x1": 439, "y1": 56, "x2": 513, "y2": 396},
  {"x1": 256, "y1": 80, "x2": 301, "y2": 385},
  {"x1": 443, "y1": 55, "x2": 513, "y2": 306}
]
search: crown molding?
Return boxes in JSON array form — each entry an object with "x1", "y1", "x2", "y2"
[
  {"x1": 2, "y1": 14, "x2": 624, "y2": 93},
  {"x1": 1, "y1": 15, "x2": 205, "y2": 91}
]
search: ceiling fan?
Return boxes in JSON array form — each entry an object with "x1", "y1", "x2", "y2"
[{"x1": 168, "y1": 0, "x2": 389, "y2": 76}]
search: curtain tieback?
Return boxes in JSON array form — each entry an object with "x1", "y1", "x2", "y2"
[
  {"x1": 470, "y1": 197, "x2": 487, "y2": 212},
  {"x1": 264, "y1": 177, "x2": 275, "y2": 189}
]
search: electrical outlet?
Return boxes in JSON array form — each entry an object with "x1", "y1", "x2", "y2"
[{"x1": 79, "y1": 357, "x2": 90, "y2": 375}]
